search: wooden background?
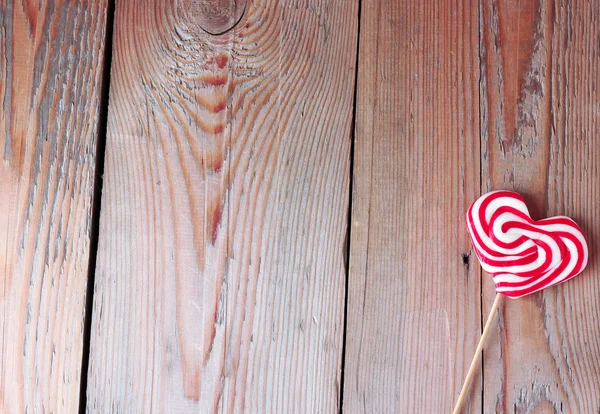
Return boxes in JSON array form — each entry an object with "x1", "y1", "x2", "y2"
[{"x1": 1, "y1": 0, "x2": 599, "y2": 412}]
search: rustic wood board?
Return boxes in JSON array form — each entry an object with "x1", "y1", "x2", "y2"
[
  {"x1": 481, "y1": 0, "x2": 600, "y2": 411},
  {"x1": 87, "y1": 0, "x2": 358, "y2": 411},
  {"x1": 342, "y1": 0, "x2": 482, "y2": 412},
  {"x1": 0, "y1": 0, "x2": 107, "y2": 412}
]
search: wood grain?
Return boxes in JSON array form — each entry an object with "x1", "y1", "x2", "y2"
[
  {"x1": 481, "y1": 0, "x2": 600, "y2": 411},
  {"x1": 0, "y1": 0, "x2": 107, "y2": 412},
  {"x1": 342, "y1": 0, "x2": 482, "y2": 412},
  {"x1": 87, "y1": 0, "x2": 357, "y2": 411}
]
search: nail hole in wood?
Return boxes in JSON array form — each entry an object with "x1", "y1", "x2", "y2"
[{"x1": 461, "y1": 252, "x2": 471, "y2": 268}]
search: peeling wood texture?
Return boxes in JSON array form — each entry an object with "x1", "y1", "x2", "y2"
[
  {"x1": 0, "y1": 0, "x2": 107, "y2": 412},
  {"x1": 342, "y1": 0, "x2": 482, "y2": 412},
  {"x1": 481, "y1": 0, "x2": 600, "y2": 412},
  {"x1": 87, "y1": 0, "x2": 358, "y2": 411}
]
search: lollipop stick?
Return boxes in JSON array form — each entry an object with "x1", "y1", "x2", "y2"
[{"x1": 452, "y1": 293, "x2": 504, "y2": 414}]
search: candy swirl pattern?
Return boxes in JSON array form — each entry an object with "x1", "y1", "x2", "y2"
[{"x1": 466, "y1": 191, "x2": 588, "y2": 298}]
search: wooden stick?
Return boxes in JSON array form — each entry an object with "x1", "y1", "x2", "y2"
[{"x1": 452, "y1": 293, "x2": 504, "y2": 414}]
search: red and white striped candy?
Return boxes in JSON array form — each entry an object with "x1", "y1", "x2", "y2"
[{"x1": 466, "y1": 191, "x2": 588, "y2": 298}]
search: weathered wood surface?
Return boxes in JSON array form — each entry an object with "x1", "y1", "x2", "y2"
[
  {"x1": 481, "y1": 0, "x2": 600, "y2": 411},
  {"x1": 0, "y1": 0, "x2": 107, "y2": 412},
  {"x1": 87, "y1": 0, "x2": 358, "y2": 411},
  {"x1": 343, "y1": 0, "x2": 482, "y2": 412}
]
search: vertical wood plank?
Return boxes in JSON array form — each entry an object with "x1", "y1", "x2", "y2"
[
  {"x1": 0, "y1": 1, "x2": 108, "y2": 412},
  {"x1": 343, "y1": 0, "x2": 481, "y2": 412},
  {"x1": 87, "y1": 0, "x2": 357, "y2": 411},
  {"x1": 481, "y1": 0, "x2": 600, "y2": 411}
]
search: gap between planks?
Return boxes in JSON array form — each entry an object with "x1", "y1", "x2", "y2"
[
  {"x1": 78, "y1": 0, "x2": 116, "y2": 412},
  {"x1": 339, "y1": 0, "x2": 363, "y2": 412}
]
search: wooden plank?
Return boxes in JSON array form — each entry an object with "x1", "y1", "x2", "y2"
[
  {"x1": 87, "y1": 0, "x2": 358, "y2": 411},
  {"x1": 343, "y1": 0, "x2": 482, "y2": 412},
  {"x1": 0, "y1": 1, "x2": 107, "y2": 412},
  {"x1": 481, "y1": 0, "x2": 600, "y2": 411}
]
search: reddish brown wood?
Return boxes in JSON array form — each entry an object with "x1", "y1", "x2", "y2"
[
  {"x1": 481, "y1": 0, "x2": 600, "y2": 411},
  {"x1": 343, "y1": 0, "x2": 482, "y2": 412},
  {"x1": 87, "y1": 0, "x2": 357, "y2": 411},
  {"x1": 0, "y1": 0, "x2": 108, "y2": 412}
]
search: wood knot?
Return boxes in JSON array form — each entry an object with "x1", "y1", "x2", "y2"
[{"x1": 192, "y1": 0, "x2": 247, "y2": 35}]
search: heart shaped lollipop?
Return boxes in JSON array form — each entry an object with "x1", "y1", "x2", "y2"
[
  {"x1": 454, "y1": 190, "x2": 590, "y2": 414},
  {"x1": 466, "y1": 190, "x2": 588, "y2": 298}
]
